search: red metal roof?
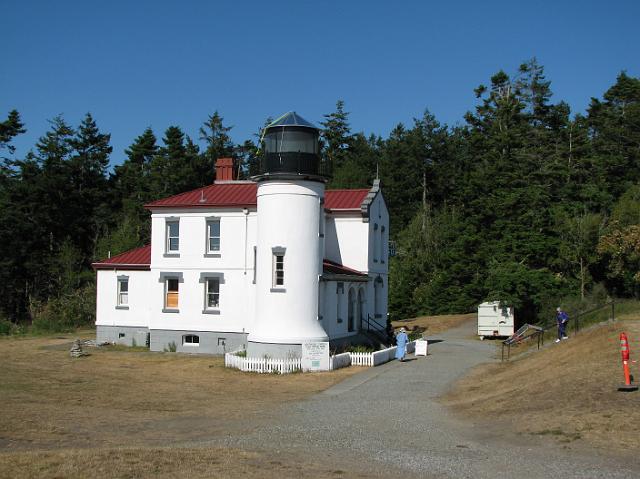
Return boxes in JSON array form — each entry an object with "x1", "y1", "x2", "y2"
[
  {"x1": 324, "y1": 189, "x2": 369, "y2": 211},
  {"x1": 322, "y1": 258, "x2": 367, "y2": 277},
  {"x1": 92, "y1": 245, "x2": 151, "y2": 270},
  {"x1": 145, "y1": 183, "x2": 257, "y2": 209},
  {"x1": 145, "y1": 182, "x2": 369, "y2": 211},
  {"x1": 92, "y1": 244, "x2": 365, "y2": 278}
]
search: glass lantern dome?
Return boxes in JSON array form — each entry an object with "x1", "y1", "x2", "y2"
[{"x1": 254, "y1": 112, "x2": 331, "y2": 181}]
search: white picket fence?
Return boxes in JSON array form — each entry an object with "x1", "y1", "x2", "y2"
[
  {"x1": 224, "y1": 352, "x2": 301, "y2": 374},
  {"x1": 225, "y1": 341, "x2": 417, "y2": 374},
  {"x1": 353, "y1": 340, "x2": 417, "y2": 367}
]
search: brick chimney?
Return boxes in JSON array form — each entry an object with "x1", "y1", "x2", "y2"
[{"x1": 215, "y1": 157, "x2": 235, "y2": 182}]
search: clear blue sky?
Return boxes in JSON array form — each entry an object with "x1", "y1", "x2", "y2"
[{"x1": 2, "y1": 0, "x2": 639, "y2": 166}]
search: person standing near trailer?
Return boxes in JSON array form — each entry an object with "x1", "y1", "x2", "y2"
[
  {"x1": 395, "y1": 328, "x2": 409, "y2": 362},
  {"x1": 556, "y1": 307, "x2": 569, "y2": 343}
]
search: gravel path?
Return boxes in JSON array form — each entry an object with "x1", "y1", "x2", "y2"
[{"x1": 207, "y1": 320, "x2": 640, "y2": 478}]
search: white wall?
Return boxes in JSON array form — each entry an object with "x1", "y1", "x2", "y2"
[
  {"x1": 321, "y1": 280, "x2": 370, "y2": 340},
  {"x1": 147, "y1": 207, "x2": 257, "y2": 334},
  {"x1": 324, "y1": 191, "x2": 390, "y2": 276},
  {"x1": 250, "y1": 180, "x2": 328, "y2": 344},
  {"x1": 96, "y1": 269, "x2": 152, "y2": 327}
]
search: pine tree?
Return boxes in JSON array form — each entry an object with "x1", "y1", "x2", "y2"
[
  {"x1": 0, "y1": 109, "x2": 26, "y2": 162},
  {"x1": 199, "y1": 112, "x2": 233, "y2": 183},
  {"x1": 321, "y1": 100, "x2": 353, "y2": 176}
]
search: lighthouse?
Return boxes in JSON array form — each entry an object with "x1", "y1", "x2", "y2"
[{"x1": 247, "y1": 112, "x2": 330, "y2": 358}]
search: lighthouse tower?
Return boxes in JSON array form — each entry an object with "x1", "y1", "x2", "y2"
[{"x1": 247, "y1": 112, "x2": 330, "y2": 358}]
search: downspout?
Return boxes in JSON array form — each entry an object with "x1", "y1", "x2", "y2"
[{"x1": 243, "y1": 208, "x2": 249, "y2": 275}]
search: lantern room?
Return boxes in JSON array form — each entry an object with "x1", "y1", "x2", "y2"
[{"x1": 256, "y1": 111, "x2": 330, "y2": 181}]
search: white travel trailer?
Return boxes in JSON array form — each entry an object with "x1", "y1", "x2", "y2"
[{"x1": 477, "y1": 301, "x2": 514, "y2": 339}]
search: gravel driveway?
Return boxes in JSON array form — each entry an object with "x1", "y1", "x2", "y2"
[{"x1": 207, "y1": 320, "x2": 640, "y2": 478}]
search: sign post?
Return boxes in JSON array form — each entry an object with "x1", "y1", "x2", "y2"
[
  {"x1": 302, "y1": 342, "x2": 330, "y2": 372},
  {"x1": 415, "y1": 339, "x2": 428, "y2": 357}
]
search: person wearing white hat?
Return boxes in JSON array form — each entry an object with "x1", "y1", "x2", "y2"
[{"x1": 395, "y1": 327, "x2": 409, "y2": 362}]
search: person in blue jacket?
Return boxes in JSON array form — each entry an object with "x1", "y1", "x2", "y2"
[
  {"x1": 556, "y1": 307, "x2": 569, "y2": 343},
  {"x1": 395, "y1": 327, "x2": 409, "y2": 362}
]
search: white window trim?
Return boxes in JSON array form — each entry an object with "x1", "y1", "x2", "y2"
[
  {"x1": 204, "y1": 278, "x2": 220, "y2": 313},
  {"x1": 164, "y1": 218, "x2": 180, "y2": 257},
  {"x1": 204, "y1": 217, "x2": 221, "y2": 257},
  {"x1": 116, "y1": 275, "x2": 129, "y2": 310},
  {"x1": 183, "y1": 334, "x2": 200, "y2": 346},
  {"x1": 199, "y1": 272, "x2": 224, "y2": 314},
  {"x1": 159, "y1": 272, "x2": 183, "y2": 313}
]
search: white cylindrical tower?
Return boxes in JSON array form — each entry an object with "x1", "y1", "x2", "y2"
[{"x1": 247, "y1": 112, "x2": 330, "y2": 358}]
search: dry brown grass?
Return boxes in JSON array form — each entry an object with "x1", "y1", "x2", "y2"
[
  {"x1": 0, "y1": 446, "x2": 375, "y2": 479},
  {"x1": 392, "y1": 313, "x2": 476, "y2": 336},
  {"x1": 444, "y1": 316, "x2": 640, "y2": 451},
  {"x1": 0, "y1": 332, "x2": 362, "y2": 477}
]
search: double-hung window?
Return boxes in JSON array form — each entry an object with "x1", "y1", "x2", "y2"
[
  {"x1": 206, "y1": 278, "x2": 220, "y2": 309},
  {"x1": 206, "y1": 218, "x2": 221, "y2": 254},
  {"x1": 117, "y1": 277, "x2": 129, "y2": 308},
  {"x1": 200, "y1": 273, "x2": 223, "y2": 314},
  {"x1": 166, "y1": 220, "x2": 179, "y2": 253},
  {"x1": 165, "y1": 278, "x2": 179, "y2": 310}
]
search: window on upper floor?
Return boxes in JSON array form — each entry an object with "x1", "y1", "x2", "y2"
[
  {"x1": 272, "y1": 252, "x2": 285, "y2": 288},
  {"x1": 117, "y1": 277, "x2": 129, "y2": 307},
  {"x1": 380, "y1": 225, "x2": 386, "y2": 264},
  {"x1": 166, "y1": 220, "x2": 179, "y2": 253},
  {"x1": 206, "y1": 218, "x2": 221, "y2": 254},
  {"x1": 165, "y1": 277, "x2": 179, "y2": 310}
]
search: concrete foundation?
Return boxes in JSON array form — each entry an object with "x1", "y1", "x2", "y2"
[
  {"x1": 247, "y1": 341, "x2": 303, "y2": 359},
  {"x1": 97, "y1": 325, "x2": 150, "y2": 347},
  {"x1": 149, "y1": 329, "x2": 248, "y2": 354}
]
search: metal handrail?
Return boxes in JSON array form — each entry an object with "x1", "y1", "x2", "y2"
[{"x1": 501, "y1": 300, "x2": 616, "y2": 361}]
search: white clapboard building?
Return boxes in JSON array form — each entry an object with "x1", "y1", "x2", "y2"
[{"x1": 93, "y1": 112, "x2": 389, "y2": 358}]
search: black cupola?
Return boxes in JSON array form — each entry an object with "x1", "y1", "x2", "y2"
[{"x1": 254, "y1": 111, "x2": 331, "y2": 181}]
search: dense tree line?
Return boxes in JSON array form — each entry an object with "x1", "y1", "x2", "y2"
[{"x1": 1, "y1": 60, "x2": 639, "y2": 332}]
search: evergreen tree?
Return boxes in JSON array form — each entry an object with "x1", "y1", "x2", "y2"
[
  {"x1": 199, "y1": 111, "x2": 234, "y2": 183},
  {"x1": 321, "y1": 100, "x2": 353, "y2": 176},
  {"x1": 0, "y1": 109, "x2": 26, "y2": 162}
]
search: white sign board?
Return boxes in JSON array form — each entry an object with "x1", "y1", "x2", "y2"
[
  {"x1": 415, "y1": 339, "x2": 428, "y2": 356},
  {"x1": 302, "y1": 342, "x2": 330, "y2": 372}
]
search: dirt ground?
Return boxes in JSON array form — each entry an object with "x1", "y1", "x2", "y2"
[
  {"x1": 0, "y1": 332, "x2": 361, "y2": 478},
  {"x1": 444, "y1": 317, "x2": 640, "y2": 451},
  {"x1": 392, "y1": 312, "x2": 476, "y2": 336}
]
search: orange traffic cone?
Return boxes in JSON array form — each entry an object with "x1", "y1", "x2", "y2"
[{"x1": 619, "y1": 332, "x2": 638, "y2": 392}]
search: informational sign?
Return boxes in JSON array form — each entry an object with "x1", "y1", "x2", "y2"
[
  {"x1": 302, "y1": 341, "x2": 330, "y2": 372},
  {"x1": 415, "y1": 339, "x2": 428, "y2": 356}
]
